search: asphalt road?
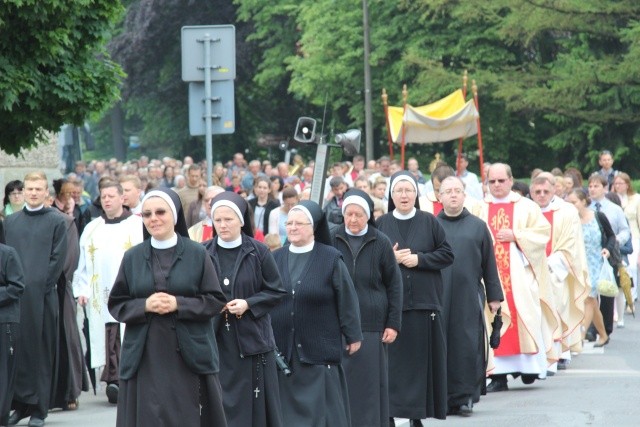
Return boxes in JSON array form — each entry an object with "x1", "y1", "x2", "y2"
[{"x1": 15, "y1": 306, "x2": 640, "y2": 426}]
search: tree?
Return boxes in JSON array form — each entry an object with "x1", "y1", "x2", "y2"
[{"x1": 0, "y1": 0, "x2": 125, "y2": 156}]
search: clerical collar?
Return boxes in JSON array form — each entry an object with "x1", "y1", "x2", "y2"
[
  {"x1": 217, "y1": 235, "x2": 242, "y2": 249},
  {"x1": 442, "y1": 208, "x2": 464, "y2": 218},
  {"x1": 103, "y1": 209, "x2": 132, "y2": 224},
  {"x1": 491, "y1": 195, "x2": 510, "y2": 203},
  {"x1": 151, "y1": 233, "x2": 178, "y2": 249},
  {"x1": 289, "y1": 241, "x2": 315, "y2": 253},
  {"x1": 25, "y1": 204, "x2": 44, "y2": 212},
  {"x1": 393, "y1": 207, "x2": 416, "y2": 220},
  {"x1": 539, "y1": 198, "x2": 556, "y2": 213},
  {"x1": 345, "y1": 225, "x2": 368, "y2": 237}
]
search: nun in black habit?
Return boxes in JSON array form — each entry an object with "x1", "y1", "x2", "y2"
[
  {"x1": 332, "y1": 189, "x2": 403, "y2": 427},
  {"x1": 205, "y1": 191, "x2": 286, "y2": 427},
  {"x1": 376, "y1": 171, "x2": 454, "y2": 425},
  {"x1": 108, "y1": 188, "x2": 228, "y2": 427},
  {"x1": 271, "y1": 200, "x2": 363, "y2": 427}
]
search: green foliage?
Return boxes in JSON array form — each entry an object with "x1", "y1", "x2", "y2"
[{"x1": 0, "y1": 0, "x2": 125, "y2": 155}]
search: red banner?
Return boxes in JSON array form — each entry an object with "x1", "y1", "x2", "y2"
[{"x1": 488, "y1": 202, "x2": 521, "y2": 356}]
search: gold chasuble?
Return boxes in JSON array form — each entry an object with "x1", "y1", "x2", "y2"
[
  {"x1": 543, "y1": 200, "x2": 589, "y2": 352},
  {"x1": 476, "y1": 192, "x2": 559, "y2": 364}
]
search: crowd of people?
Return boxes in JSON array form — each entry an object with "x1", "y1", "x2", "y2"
[{"x1": 0, "y1": 148, "x2": 636, "y2": 427}]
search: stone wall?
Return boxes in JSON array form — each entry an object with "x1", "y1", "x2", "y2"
[{"x1": 0, "y1": 132, "x2": 63, "y2": 191}]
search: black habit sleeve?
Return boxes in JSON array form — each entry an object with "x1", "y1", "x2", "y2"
[
  {"x1": 48, "y1": 214, "x2": 69, "y2": 288},
  {"x1": 109, "y1": 262, "x2": 148, "y2": 324},
  {"x1": 245, "y1": 250, "x2": 287, "y2": 319},
  {"x1": 416, "y1": 217, "x2": 454, "y2": 271},
  {"x1": 480, "y1": 227, "x2": 504, "y2": 303},
  {"x1": 175, "y1": 254, "x2": 226, "y2": 320},
  {"x1": 332, "y1": 258, "x2": 363, "y2": 345},
  {"x1": 0, "y1": 246, "x2": 25, "y2": 308},
  {"x1": 379, "y1": 234, "x2": 403, "y2": 332}
]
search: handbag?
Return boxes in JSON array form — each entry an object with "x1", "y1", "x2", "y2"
[{"x1": 597, "y1": 256, "x2": 619, "y2": 297}]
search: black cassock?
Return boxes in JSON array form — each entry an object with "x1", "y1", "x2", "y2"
[
  {"x1": 4, "y1": 208, "x2": 68, "y2": 419},
  {"x1": 50, "y1": 213, "x2": 88, "y2": 409},
  {"x1": 437, "y1": 209, "x2": 503, "y2": 410}
]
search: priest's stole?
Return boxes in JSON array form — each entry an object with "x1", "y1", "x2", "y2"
[{"x1": 488, "y1": 202, "x2": 522, "y2": 356}]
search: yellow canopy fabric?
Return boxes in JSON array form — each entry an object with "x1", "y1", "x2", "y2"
[{"x1": 388, "y1": 89, "x2": 479, "y2": 144}]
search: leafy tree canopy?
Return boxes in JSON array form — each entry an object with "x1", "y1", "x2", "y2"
[{"x1": 0, "y1": 0, "x2": 125, "y2": 155}]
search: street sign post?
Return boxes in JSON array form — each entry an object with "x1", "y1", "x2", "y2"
[{"x1": 182, "y1": 25, "x2": 236, "y2": 186}]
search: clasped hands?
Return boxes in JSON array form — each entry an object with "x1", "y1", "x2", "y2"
[
  {"x1": 392, "y1": 243, "x2": 418, "y2": 268},
  {"x1": 222, "y1": 299, "x2": 249, "y2": 317},
  {"x1": 145, "y1": 292, "x2": 178, "y2": 314}
]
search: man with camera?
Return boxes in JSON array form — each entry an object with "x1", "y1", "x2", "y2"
[{"x1": 324, "y1": 176, "x2": 349, "y2": 231}]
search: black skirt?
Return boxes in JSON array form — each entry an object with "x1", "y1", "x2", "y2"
[
  {"x1": 217, "y1": 318, "x2": 282, "y2": 427},
  {"x1": 388, "y1": 310, "x2": 447, "y2": 420},
  {"x1": 116, "y1": 316, "x2": 227, "y2": 427},
  {"x1": 278, "y1": 348, "x2": 351, "y2": 427},
  {"x1": 342, "y1": 331, "x2": 389, "y2": 427}
]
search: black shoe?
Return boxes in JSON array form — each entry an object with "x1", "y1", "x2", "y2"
[
  {"x1": 27, "y1": 417, "x2": 45, "y2": 427},
  {"x1": 557, "y1": 359, "x2": 568, "y2": 370},
  {"x1": 410, "y1": 420, "x2": 424, "y2": 427},
  {"x1": 106, "y1": 383, "x2": 119, "y2": 404},
  {"x1": 521, "y1": 374, "x2": 537, "y2": 384},
  {"x1": 7, "y1": 411, "x2": 27, "y2": 426},
  {"x1": 389, "y1": 418, "x2": 395, "y2": 427},
  {"x1": 447, "y1": 406, "x2": 460, "y2": 416},
  {"x1": 585, "y1": 331, "x2": 596, "y2": 342},
  {"x1": 594, "y1": 337, "x2": 610, "y2": 348},
  {"x1": 458, "y1": 397, "x2": 473, "y2": 416},
  {"x1": 487, "y1": 377, "x2": 508, "y2": 392}
]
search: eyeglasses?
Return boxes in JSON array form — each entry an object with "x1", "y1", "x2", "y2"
[
  {"x1": 141, "y1": 209, "x2": 168, "y2": 219},
  {"x1": 487, "y1": 179, "x2": 508, "y2": 184},
  {"x1": 285, "y1": 221, "x2": 312, "y2": 228},
  {"x1": 440, "y1": 188, "x2": 464, "y2": 195},
  {"x1": 392, "y1": 189, "x2": 416, "y2": 195},
  {"x1": 533, "y1": 189, "x2": 551, "y2": 195}
]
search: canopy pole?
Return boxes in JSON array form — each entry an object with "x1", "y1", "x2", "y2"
[
  {"x1": 456, "y1": 70, "x2": 468, "y2": 176},
  {"x1": 401, "y1": 84, "x2": 408, "y2": 169},
  {"x1": 472, "y1": 80, "x2": 485, "y2": 184},
  {"x1": 382, "y1": 88, "x2": 394, "y2": 159}
]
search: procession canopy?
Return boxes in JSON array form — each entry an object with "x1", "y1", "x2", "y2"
[{"x1": 387, "y1": 89, "x2": 479, "y2": 144}]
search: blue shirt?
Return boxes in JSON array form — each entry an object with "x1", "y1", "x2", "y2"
[{"x1": 590, "y1": 197, "x2": 630, "y2": 245}]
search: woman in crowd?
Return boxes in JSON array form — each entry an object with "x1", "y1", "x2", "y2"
[
  {"x1": 52, "y1": 178, "x2": 91, "y2": 236},
  {"x1": 108, "y1": 188, "x2": 228, "y2": 426},
  {"x1": 376, "y1": 171, "x2": 454, "y2": 426},
  {"x1": 332, "y1": 189, "x2": 403, "y2": 427},
  {"x1": 212, "y1": 163, "x2": 228, "y2": 188},
  {"x1": 271, "y1": 200, "x2": 363, "y2": 427},
  {"x1": 205, "y1": 191, "x2": 286, "y2": 426},
  {"x1": 269, "y1": 176, "x2": 284, "y2": 203},
  {"x1": 612, "y1": 172, "x2": 639, "y2": 315},
  {"x1": 564, "y1": 167, "x2": 585, "y2": 194},
  {"x1": 2, "y1": 180, "x2": 24, "y2": 218},
  {"x1": 159, "y1": 166, "x2": 176, "y2": 189},
  {"x1": 248, "y1": 176, "x2": 280, "y2": 241},
  {"x1": 268, "y1": 187, "x2": 298, "y2": 245},
  {"x1": 566, "y1": 189, "x2": 610, "y2": 347}
]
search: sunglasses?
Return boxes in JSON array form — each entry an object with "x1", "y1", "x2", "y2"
[
  {"x1": 533, "y1": 189, "x2": 551, "y2": 195},
  {"x1": 141, "y1": 209, "x2": 168, "y2": 219},
  {"x1": 487, "y1": 179, "x2": 508, "y2": 184}
]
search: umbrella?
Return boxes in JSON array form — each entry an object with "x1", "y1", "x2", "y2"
[
  {"x1": 490, "y1": 307, "x2": 503, "y2": 349},
  {"x1": 82, "y1": 306, "x2": 97, "y2": 394},
  {"x1": 618, "y1": 265, "x2": 635, "y2": 318}
]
